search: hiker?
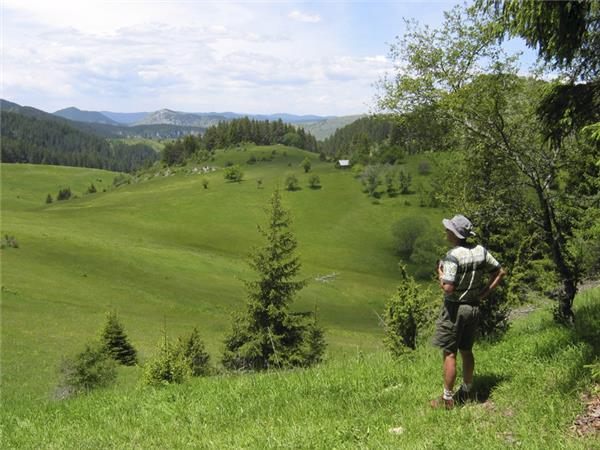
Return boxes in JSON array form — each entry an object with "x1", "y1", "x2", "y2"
[{"x1": 431, "y1": 214, "x2": 506, "y2": 409}]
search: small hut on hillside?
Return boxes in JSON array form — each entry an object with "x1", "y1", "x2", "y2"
[{"x1": 336, "y1": 159, "x2": 351, "y2": 169}]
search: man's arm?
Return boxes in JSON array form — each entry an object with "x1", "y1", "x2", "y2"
[
  {"x1": 479, "y1": 267, "x2": 507, "y2": 300},
  {"x1": 437, "y1": 266, "x2": 455, "y2": 294}
]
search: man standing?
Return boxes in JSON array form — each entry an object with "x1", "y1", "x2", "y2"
[{"x1": 431, "y1": 214, "x2": 506, "y2": 409}]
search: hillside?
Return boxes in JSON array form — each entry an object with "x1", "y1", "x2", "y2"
[
  {"x1": 1, "y1": 100, "x2": 206, "y2": 140},
  {"x1": 1, "y1": 148, "x2": 445, "y2": 401},
  {"x1": 298, "y1": 114, "x2": 364, "y2": 140},
  {"x1": 54, "y1": 107, "x2": 120, "y2": 125},
  {"x1": 2, "y1": 152, "x2": 598, "y2": 448},
  {"x1": 135, "y1": 109, "x2": 226, "y2": 127},
  {"x1": 0, "y1": 111, "x2": 158, "y2": 172}
]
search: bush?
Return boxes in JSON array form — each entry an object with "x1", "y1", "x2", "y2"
[
  {"x1": 247, "y1": 154, "x2": 257, "y2": 164},
  {"x1": 285, "y1": 173, "x2": 299, "y2": 191},
  {"x1": 410, "y1": 232, "x2": 445, "y2": 280},
  {"x1": 478, "y1": 287, "x2": 511, "y2": 338},
  {"x1": 383, "y1": 266, "x2": 433, "y2": 356},
  {"x1": 360, "y1": 165, "x2": 382, "y2": 197},
  {"x1": 390, "y1": 216, "x2": 429, "y2": 257},
  {"x1": 46, "y1": 193, "x2": 53, "y2": 204},
  {"x1": 256, "y1": 178, "x2": 263, "y2": 189},
  {"x1": 398, "y1": 170, "x2": 412, "y2": 194},
  {"x1": 351, "y1": 163, "x2": 364, "y2": 178},
  {"x1": 224, "y1": 165, "x2": 244, "y2": 182},
  {"x1": 100, "y1": 311, "x2": 137, "y2": 366},
  {"x1": 202, "y1": 178, "x2": 209, "y2": 189},
  {"x1": 385, "y1": 170, "x2": 397, "y2": 197},
  {"x1": 57, "y1": 187, "x2": 72, "y2": 201},
  {"x1": 112, "y1": 174, "x2": 131, "y2": 187},
  {"x1": 1, "y1": 235, "x2": 19, "y2": 249},
  {"x1": 142, "y1": 333, "x2": 191, "y2": 386},
  {"x1": 308, "y1": 174, "x2": 321, "y2": 189},
  {"x1": 301, "y1": 157, "x2": 311, "y2": 173},
  {"x1": 418, "y1": 161, "x2": 432, "y2": 175},
  {"x1": 87, "y1": 184, "x2": 97, "y2": 194},
  {"x1": 56, "y1": 342, "x2": 116, "y2": 398},
  {"x1": 175, "y1": 328, "x2": 210, "y2": 377}
]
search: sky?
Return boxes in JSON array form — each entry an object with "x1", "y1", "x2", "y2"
[{"x1": 1, "y1": 0, "x2": 537, "y2": 116}]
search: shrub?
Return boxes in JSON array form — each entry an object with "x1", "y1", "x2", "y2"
[
  {"x1": 410, "y1": 232, "x2": 445, "y2": 280},
  {"x1": 308, "y1": 174, "x2": 321, "y2": 189},
  {"x1": 247, "y1": 154, "x2": 257, "y2": 164},
  {"x1": 1, "y1": 235, "x2": 19, "y2": 249},
  {"x1": 46, "y1": 193, "x2": 53, "y2": 204},
  {"x1": 87, "y1": 184, "x2": 97, "y2": 194},
  {"x1": 301, "y1": 157, "x2": 311, "y2": 173},
  {"x1": 57, "y1": 187, "x2": 72, "y2": 201},
  {"x1": 100, "y1": 311, "x2": 137, "y2": 366},
  {"x1": 256, "y1": 178, "x2": 263, "y2": 189},
  {"x1": 224, "y1": 165, "x2": 244, "y2": 182},
  {"x1": 478, "y1": 287, "x2": 511, "y2": 338},
  {"x1": 360, "y1": 165, "x2": 382, "y2": 197},
  {"x1": 398, "y1": 170, "x2": 412, "y2": 194},
  {"x1": 202, "y1": 178, "x2": 209, "y2": 189},
  {"x1": 142, "y1": 333, "x2": 191, "y2": 386},
  {"x1": 112, "y1": 174, "x2": 131, "y2": 187},
  {"x1": 418, "y1": 161, "x2": 431, "y2": 175},
  {"x1": 351, "y1": 163, "x2": 364, "y2": 178},
  {"x1": 385, "y1": 170, "x2": 397, "y2": 197},
  {"x1": 390, "y1": 216, "x2": 429, "y2": 257},
  {"x1": 175, "y1": 328, "x2": 210, "y2": 376},
  {"x1": 285, "y1": 173, "x2": 299, "y2": 191},
  {"x1": 56, "y1": 342, "x2": 116, "y2": 399},
  {"x1": 383, "y1": 265, "x2": 433, "y2": 356}
]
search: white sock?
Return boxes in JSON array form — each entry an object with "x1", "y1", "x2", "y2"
[
  {"x1": 443, "y1": 388, "x2": 453, "y2": 400},
  {"x1": 461, "y1": 383, "x2": 472, "y2": 392}
]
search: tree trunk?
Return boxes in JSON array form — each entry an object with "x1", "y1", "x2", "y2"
[{"x1": 534, "y1": 185, "x2": 577, "y2": 323}]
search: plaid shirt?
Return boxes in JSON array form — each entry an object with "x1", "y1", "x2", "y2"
[{"x1": 441, "y1": 244, "x2": 501, "y2": 304}]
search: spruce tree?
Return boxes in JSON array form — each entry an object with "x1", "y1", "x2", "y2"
[
  {"x1": 383, "y1": 265, "x2": 432, "y2": 356},
  {"x1": 222, "y1": 190, "x2": 324, "y2": 370},
  {"x1": 100, "y1": 311, "x2": 137, "y2": 366},
  {"x1": 176, "y1": 327, "x2": 210, "y2": 376}
]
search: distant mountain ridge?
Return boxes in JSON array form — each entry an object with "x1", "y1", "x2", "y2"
[
  {"x1": 54, "y1": 107, "x2": 119, "y2": 125},
  {"x1": 3, "y1": 99, "x2": 364, "y2": 140},
  {"x1": 135, "y1": 109, "x2": 226, "y2": 128}
]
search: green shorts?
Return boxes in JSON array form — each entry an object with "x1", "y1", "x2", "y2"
[{"x1": 432, "y1": 301, "x2": 480, "y2": 353}]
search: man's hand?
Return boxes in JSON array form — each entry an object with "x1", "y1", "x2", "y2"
[{"x1": 479, "y1": 267, "x2": 507, "y2": 300}]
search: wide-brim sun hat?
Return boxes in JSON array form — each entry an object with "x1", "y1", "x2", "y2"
[{"x1": 443, "y1": 214, "x2": 476, "y2": 239}]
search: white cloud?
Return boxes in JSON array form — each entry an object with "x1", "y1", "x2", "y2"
[
  {"x1": 288, "y1": 10, "x2": 322, "y2": 24},
  {"x1": 2, "y1": 2, "x2": 393, "y2": 115}
]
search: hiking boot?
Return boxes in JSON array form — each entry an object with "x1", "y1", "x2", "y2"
[
  {"x1": 431, "y1": 396, "x2": 454, "y2": 410},
  {"x1": 455, "y1": 387, "x2": 473, "y2": 405}
]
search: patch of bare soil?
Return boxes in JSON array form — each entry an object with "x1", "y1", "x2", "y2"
[{"x1": 571, "y1": 388, "x2": 600, "y2": 437}]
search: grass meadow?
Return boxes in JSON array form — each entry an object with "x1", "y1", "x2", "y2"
[
  {"x1": 1, "y1": 146, "x2": 443, "y2": 405},
  {"x1": 2, "y1": 147, "x2": 598, "y2": 448}
]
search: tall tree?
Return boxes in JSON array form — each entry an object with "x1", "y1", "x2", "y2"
[
  {"x1": 222, "y1": 190, "x2": 324, "y2": 370},
  {"x1": 377, "y1": 4, "x2": 598, "y2": 321}
]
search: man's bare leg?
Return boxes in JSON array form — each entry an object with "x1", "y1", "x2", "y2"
[
  {"x1": 443, "y1": 351, "x2": 457, "y2": 392},
  {"x1": 460, "y1": 349, "x2": 474, "y2": 386}
]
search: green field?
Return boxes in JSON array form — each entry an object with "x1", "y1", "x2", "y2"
[
  {"x1": 1, "y1": 146, "x2": 445, "y2": 405},
  {"x1": 2, "y1": 147, "x2": 598, "y2": 448}
]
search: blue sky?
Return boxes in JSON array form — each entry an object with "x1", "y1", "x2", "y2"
[{"x1": 2, "y1": 1, "x2": 537, "y2": 115}]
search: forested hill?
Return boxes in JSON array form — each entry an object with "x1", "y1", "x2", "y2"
[
  {"x1": 319, "y1": 109, "x2": 455, "y2": 161},
  {"x1": 0, "y1": 111, "x2": 158, "y2": 172},
  {"x1": 319, "y1": 116, "x2": 396, "y2": 159},
  {"x1": 1, "y1": 99, "x2": 205, "y2": 140}
]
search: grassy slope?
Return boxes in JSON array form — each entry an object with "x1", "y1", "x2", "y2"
[
  {"x1": 2, "y1": 289, "x2": 598, "y2": 449},
  {"x1": 1, "y1": 147, "x2": 444, "y2": 406}
]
